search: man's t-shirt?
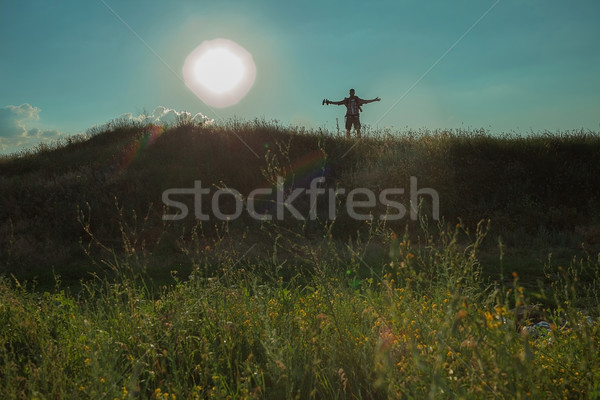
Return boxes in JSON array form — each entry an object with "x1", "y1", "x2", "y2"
[{"x1": 343, "y1": 96, "x2": 364, "y2": 117}]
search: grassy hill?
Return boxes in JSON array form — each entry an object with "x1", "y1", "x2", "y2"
[
  {"x1": 1, "y1": 119, "x2": 600, "y2": 286},
  {"x1": 1, "y1": 120, "x2": 600, "y2": 398}
]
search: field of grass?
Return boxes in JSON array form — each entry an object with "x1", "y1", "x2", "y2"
[{"x1": 1, "y1": 119, "x2": 600, "y2": 398}]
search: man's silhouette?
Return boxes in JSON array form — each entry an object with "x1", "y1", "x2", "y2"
[{"x1": 323, "y1": 88, "x2": 381, "y2": 139}]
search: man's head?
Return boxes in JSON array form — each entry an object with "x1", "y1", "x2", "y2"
[{"x1": 349, "y1": 88, "x2": 355, "y2": 96}]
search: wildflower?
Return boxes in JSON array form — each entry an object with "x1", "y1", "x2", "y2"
[
  {"x1": 456, "y1": 309, "x2": 467, "y2": 319},
  {"x1": 484, "y1": 311, "x2": 501, "y2": 328},
  {"x1": 484, "y1": 311, "x2": 494, "y2": 322}
]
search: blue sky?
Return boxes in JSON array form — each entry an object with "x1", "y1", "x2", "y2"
[{"x1": 1, "y1": 0, "x2": 599, "y2": 152}]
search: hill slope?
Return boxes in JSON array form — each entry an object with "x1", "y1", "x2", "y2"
[{"x1": 1, "y1": 121, "x2": 600, "y2": 285}]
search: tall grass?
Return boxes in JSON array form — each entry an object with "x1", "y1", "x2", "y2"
[
  {"x1": 1, "y1": 119, "x2": 600, "y2": 397},
  {"x1": 2, "y1": 121, "x2": 600, "y2": 287},
  {"x1": 1, "y1": 215, "x2": 599, "y2": 398}
]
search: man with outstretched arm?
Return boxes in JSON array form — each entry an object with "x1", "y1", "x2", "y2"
[{"x1": 323, "y1": 88, "x2": 381, "y2": 139}]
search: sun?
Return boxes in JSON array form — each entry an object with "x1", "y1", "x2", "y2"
[
  {"x1": 183, "y1": 38, "x2": 256, "y2": 108},
  {"x1": 193, "y1": 48, "x2": 245, "y2": 94}
]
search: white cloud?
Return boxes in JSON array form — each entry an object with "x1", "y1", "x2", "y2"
[
  {"x1": 0, "y1": 104, "x2": 62, "y2": 153},
  {"x1": 118, "y1": 106, "x2": 213, "y2": 127},
  {"x1": 0, "y1": 105, "x2": 212, "y2": 154},
  {"x1": 0, "y1": 104, "x2": 39, "y2": 137}
]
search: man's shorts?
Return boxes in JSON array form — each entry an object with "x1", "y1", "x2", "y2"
[{"x1": 345, "y1": 115, "x2": 361, "y2": 131}]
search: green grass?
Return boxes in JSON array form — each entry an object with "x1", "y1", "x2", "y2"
[
  {"x1": 2, "y1": 121, "x2": 600, "y2": 288},
  {"x1": 1, "y1": 218, "x2": 599, "y2": 398},
  {"x1": 1, "y1": 119, "x2": 600, "y2": 397}
]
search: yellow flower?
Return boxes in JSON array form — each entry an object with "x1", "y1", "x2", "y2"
[{"x1": 484, "y1": 311, "x2": 494, "y2": 322}]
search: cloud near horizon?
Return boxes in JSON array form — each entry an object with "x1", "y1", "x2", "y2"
[
  {"x1": 0, "y1": 105, "x2": 212, "y2": 154},
  {"x1": 117, "y1": 106, "x2": 212, "y2": 127},
  {"x1": 0, "y1": 104, "x2": 62, "y2": 153}
]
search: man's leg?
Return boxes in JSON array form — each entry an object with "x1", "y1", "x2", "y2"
[
  {"x1": 345, "y1": 116, "x2": 352, "y2": 140},
  {"x1": 355, "y1": 118, "x2": 361, "y2": 139}
]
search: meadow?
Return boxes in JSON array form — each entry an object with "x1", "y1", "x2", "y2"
[{"x1": 1, "y1": 119, "x2": 599, "y2": 398}]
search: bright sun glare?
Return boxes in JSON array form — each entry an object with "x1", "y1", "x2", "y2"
[
  {"x1": 194, "y1": 48, "x2": 244, "y2": 94},
  {"x1": 183, "y1": 38, "x2": 256, "y2": 108}
]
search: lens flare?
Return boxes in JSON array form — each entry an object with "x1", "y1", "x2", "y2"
[{"x1": 183, "y1": 38, "x2": 256, "y2": 108}]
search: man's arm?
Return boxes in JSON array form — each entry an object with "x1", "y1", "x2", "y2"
[
  {"x1": 360, "y1": 97, "x2": 381, "y2": 105},
  {"x1": 325, "y1": 99, "x2": 345, "y2": 105}
]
